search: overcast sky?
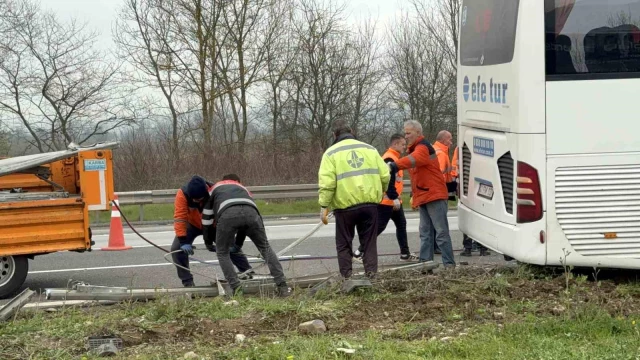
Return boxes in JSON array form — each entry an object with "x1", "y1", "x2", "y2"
[{"x1": 40, "y1": 0, "x2": 412, "y2": 51}]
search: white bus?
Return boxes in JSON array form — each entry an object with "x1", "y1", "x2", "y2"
[{"x1": 457, "y1": 0, "x2": 640, "y2": 269}]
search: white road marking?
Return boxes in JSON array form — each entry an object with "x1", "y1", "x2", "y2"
[{"x1": 28, "y1": 255, "x2": 312, "y2": 274}]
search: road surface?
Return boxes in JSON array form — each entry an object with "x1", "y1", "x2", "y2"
[{"x1": 3, "y1": 211, "x2": 509, "y2": 304}]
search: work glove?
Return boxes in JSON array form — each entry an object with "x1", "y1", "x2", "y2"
[
  {"x1": 393, "y1": 198, "x2": 401, "y2": 211},
  {"x1": 320, "y1": 207, "x2": 329, "y2": 225},
  {"x1": 180, "y1": 244, "x2": 194, "y2": 256}
]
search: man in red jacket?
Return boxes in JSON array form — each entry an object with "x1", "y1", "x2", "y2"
[{"x1": 388, "y1": 120, "x2": 455, "y2": 267}]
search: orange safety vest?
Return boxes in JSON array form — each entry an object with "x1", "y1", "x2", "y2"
[
  {"x1": 451, "y1": 146, "x2": 459, "y2": 179},
  {"x1": 433, "y1": 141, "x2": 453, "y2": 184},
  {"x1": 380, "y1": 148, "x2": 403, "y2": 206}
]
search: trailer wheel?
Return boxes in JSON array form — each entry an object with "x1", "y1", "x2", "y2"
[{"x1": 0, "y1": 255, "x2": 29, "y2": 299}]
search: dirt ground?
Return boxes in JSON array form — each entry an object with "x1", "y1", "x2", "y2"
[{"x1": 3, "y1": 264, "x2": 640, "y2": 359}]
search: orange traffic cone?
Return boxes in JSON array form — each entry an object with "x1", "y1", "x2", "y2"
[{"x1": 102, "y1": 195, "x2": 132, "y2": 251}]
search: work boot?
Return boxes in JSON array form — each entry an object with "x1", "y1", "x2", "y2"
[
  {"x1": 205, "y1": 243, "x2": 216, "y2": 252},
  {"x1": 238, "y1": 270, "x2": 255, "y2": 280},
  {"x1": 352, "y1": 249, "x2": 363, "y2": 264},
  {"x1": 400, "y1": 253, "x2": 420, "y2": 262},
  {"x1": 479, "y1": 248, "x2": 491, "y2": 256},
  {"x1": 460, "y1": 249, "x2": 472, "y2": 257},
  {"x1": 443, "y1": 264, "x2": 456, "y2": 271},
  {"x1": 183, "y1": 280, "x2": 195, "y2": 288},
  {"x1": 276, "y1": 284, "x2": 291, "y2": 298}
]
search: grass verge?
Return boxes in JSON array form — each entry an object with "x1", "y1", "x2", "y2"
[
  {"x1": 92, "y1": 195, "x2": 457, "y2": 224},
  {"x1": 2, "y1": 265, "x2": 640, "y2": 359}
]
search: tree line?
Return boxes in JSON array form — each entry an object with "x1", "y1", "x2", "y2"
[{"x1": 0, "y1": 0, "x2": 460, "y2": 190}]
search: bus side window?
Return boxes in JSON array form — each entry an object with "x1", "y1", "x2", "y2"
[
  {"x1": 545, "y1": 33, "x2": 576, "y2": 75},
  {"x1": 555, "y1": 35, "x2": 576, "y2": 74},
  {"x1": 545, "y1": 0, "x2": 640, "y2": 76}
]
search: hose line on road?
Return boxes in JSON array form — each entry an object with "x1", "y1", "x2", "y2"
[
  {"x1": 111, "y1": 200, "x2": 466, "y2": 281},
  {"x1": 112, "y1": 200, "x2": 228, "y2": 274},
  {"x1": 112, "y1": 200, "x2": 340, "y2": 280},
  {"x1": 112, "y1": 200, "x2": 170, "y2": 254}
]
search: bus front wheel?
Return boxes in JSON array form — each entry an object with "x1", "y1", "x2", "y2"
[{"x1": 0, "y1": 255, "x2": 29, "y2": 299}]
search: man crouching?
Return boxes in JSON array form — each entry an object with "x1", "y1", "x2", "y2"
[{"x1": 202, "y1": 174, "x2": 291, "y2": 297}]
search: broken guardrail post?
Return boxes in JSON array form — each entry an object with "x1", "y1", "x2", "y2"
[{"x1": 0, "y1": 288, "x2": 36, "y2": 322}]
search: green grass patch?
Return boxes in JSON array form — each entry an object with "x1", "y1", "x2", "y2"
[
  {"x1": 91, "y1": 194, "x2": 457, "y2": 224},
  {"x1": 2, "y1": 265, "x2": 640, "y2": 359},
  {"x1": 215, "y1": 312, "x2": 640, "y2": 360}
]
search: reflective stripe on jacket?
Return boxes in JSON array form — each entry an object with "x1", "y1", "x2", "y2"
[
  {"x1": 202, "y1": 180, "x2": 258, "y2": 226},
  {"x1": 173, "y1": 180, "x2": 214, "y2": 238},
  {"x1": 394, "y1": 136, "x2": 448, "y2": 207},
  {"x1": 380, "y1": 148, "x2": 403, "y2": 206},
  {"x1": 200, "y1": 180, "x2": 258, "y2": 244},
  {"x1": 318, "y1": 135, "x2": 391, "y2": 210},
  {"x1": 451, "y1": 146, "x2": 459, "y2": 179}
]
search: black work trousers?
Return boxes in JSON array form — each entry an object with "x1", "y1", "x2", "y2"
[
  {"x1": 171, "y1": 223, "x2": 252, "y2": 286},
  {"x1": 358, "y1": 204, "x2": 410, "y2": 255},
  {"x1": 463, "y1": 234, "x2": 487, "y2": 251},
  {"x1": 335, "y1": 204, "x2": 378, "y2": 278},
  {"x1": 216, "y1": 205, "x2": 286, "y2": 290}
]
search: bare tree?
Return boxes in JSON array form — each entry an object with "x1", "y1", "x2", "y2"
[
  {"x1": 0, "y1": 0, "x2": 45, "y2": 151},
  {"x1": 261, "y1": 0, "x2": 296, "y2": 168},
  {"x1": 216, "y1": 0, "x2": 282, "y2": 153},
  {"x1": 386, "y1": 11, "x2": 456, "y2": 140},
  {"x1": 347, "y1": 18, "x2": 391, "y2": 145},
  {"x1": 0, "y1": 0, "x2": 136, "y2": 152},
  {"x1": 115, "y1": 0, "x2": 187, "y2": 160},
  {"x1": 290, "y1": 0, "x2": 358, "y2": 150},
  {"x1": 411, "y1": 0, "x2": 461, "y2": 71},
  {"x1": 140, "y1": 0, "x2": 227, "y2": 155}
]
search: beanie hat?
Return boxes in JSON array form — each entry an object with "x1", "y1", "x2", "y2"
[{"x1": 186, "y1": 176, "x2": 208, "y2": 199}]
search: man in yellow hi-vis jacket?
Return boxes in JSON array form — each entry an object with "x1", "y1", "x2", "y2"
[{"x1": 318, "y1": 120, "x2": 390, "y2": 278}]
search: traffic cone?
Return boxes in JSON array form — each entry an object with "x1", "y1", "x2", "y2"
[{"x1": 102, "y1": 195, "x2": 132, "y2": 251}]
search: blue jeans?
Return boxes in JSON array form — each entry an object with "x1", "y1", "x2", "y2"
[{"x1": 418, "y1": 200, "x2": 455, "y2": 266}]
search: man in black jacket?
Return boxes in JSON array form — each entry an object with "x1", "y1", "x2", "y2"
[{"x1": 202, "y1": 174, "x2": 290, "y2": 297}]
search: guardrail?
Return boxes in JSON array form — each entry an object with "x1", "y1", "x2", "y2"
[{"x1": 113, "y1": 180, "x2": 413, "y2": 222}]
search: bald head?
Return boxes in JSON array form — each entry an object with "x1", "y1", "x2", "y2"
[
  {"x1": 436, "y1": 130, "x2": 453, "y2": 148},
  {"x1": 436, "y1": 131, "x2": 451, "y2": 142}
]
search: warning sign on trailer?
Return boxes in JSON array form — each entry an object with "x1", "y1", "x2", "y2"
[{"x1": 84, "y1": 159, "x2": 107, "y2": 171}]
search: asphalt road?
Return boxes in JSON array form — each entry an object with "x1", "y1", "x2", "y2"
[{"x1": 3, "y1": 211, "x2": 509, "y2": 305}]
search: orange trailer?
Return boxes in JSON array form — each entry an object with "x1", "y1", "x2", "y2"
[{"x1": 0, "y1": 143, "x2": 118, "y2": 298}]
